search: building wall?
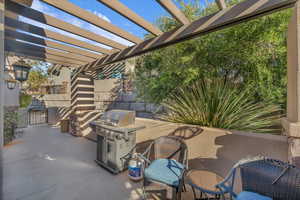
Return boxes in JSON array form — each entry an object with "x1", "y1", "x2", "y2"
[
  {"x1": 41, "y1": 67, "x2": 71, "y2": 108},
  {"x1": 3, "y1": 84, "x2": 20, "y2": 107},
  {"x1": 48, "y1": 67, "x2": 71, "y2": 85},
  {"x1": 3, "y1": 56, "x2": 21, "y2": 108},
  {"x1": 47, "y1": 107, "x2": 59, "y2": 125},
  {"x1": 42, "y1": 94, "x2": 70, "y2": 108}
]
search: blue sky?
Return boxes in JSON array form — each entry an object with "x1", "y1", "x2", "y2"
[
  {"x1": 18, "y1": 0, "x2": 211, "y2": 54},
  {"x1": 19, "y1": 0, "x2": 175, "y2": 51},
  {"x1": 68, "y1": 0, "x2": 171, "y2": 38}
]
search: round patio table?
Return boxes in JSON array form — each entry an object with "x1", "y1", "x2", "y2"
[{"x1": 185, "y1": 169, "x2": 224, "y2": 200}]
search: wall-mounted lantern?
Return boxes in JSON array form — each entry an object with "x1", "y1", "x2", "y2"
[
  {"x1": 12, "y1": 59, "x2": 31, "y2": 83},
  {"x1": 5, "y1": 78, "x2": 17, "y2": 90}
]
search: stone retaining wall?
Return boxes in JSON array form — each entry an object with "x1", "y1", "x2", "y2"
[{"x1": 94, "y1": 79, "x2": 162, "y2": 118}]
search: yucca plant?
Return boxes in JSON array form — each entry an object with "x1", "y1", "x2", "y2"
[{"x1": 161, "y1": 79, "x2": 282, "y2": 133}]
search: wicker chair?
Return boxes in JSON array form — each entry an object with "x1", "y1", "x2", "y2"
[
  {"x1": 238, "y1": 158, "x2": 300, "y2": 200},
  {"x1": 186, "y1": 157, "x2": 300, "y2": 200},
  {"x1": 140, "y1": 136, "x2": 188, "y2": 200}
]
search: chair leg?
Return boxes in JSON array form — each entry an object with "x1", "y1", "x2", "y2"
[
  {"x1": 172, "y1": 188, "x2": 177, "y2": 200},
  {"x1": 142, "y1": 178, "x2": 148, "y2": 200},
  {"x1": 177, "y1": 188, "x2": 182, "y2": 200},
  {"x1": 182, "y1": 183, "x2": 187, "y2": 192},
  {"x1": 160, "y1": 189, "x2": 167, "y2": 200},
  {"x1": 191, "y1": 186, "x2": 197, "y2": 200},
  {"x1": 142, "y1": 185, "x2": 147, "y2": 200}
]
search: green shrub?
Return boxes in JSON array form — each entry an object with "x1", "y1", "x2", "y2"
[
  {"x1": 19, "y1": 93, "x2": 32, "y2": 108},
  {"x1": 161, "y1": 79, "x2": 282, "y2": 133},
  {"x1": 4, "y1": 108, "x2": 19, "y2": 145}
]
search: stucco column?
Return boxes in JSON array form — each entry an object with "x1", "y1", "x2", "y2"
[
  {"x1": 282, "y1": 1, "x2": 300, "y2": 167},
  {"x1": 0, "y1": 0, "x2": 4, "y2": 196}
]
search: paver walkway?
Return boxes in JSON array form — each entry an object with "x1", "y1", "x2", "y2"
[{"x1": 3, "y1": 125, "x2": 142, "y2": 200}]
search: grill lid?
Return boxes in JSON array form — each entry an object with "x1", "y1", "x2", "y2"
[{"x1": 100, "y1": 110, "x2": 136, "y2": 127}]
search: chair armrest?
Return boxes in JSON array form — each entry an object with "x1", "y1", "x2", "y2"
[
  {"x1": 120, "y1": 143, "x2": 153, "y2": 166},
  {"x1": 120, "y1": 145, "x2": 137, "y2": 162},
  {"x1": 140, "y1": 141, "x2": 154, "y2": 162},
  {"x1": 215, "y1": 168, "x2": 237, "y2": 199}
]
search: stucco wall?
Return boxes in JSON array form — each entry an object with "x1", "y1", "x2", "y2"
[
  {"x1": 42, "y1": 68, "x2": 71, "y2": 108},
  {"x1": 4, "y1": 84, "x2": 20, "y2": 107},
  {"x1": 47, "y1": 107, "x2": 59, "y2": 125},
  {"x1": 42, "y1": 94, "x2": 70, "y2": 108},
  {"x1": 49, "y1": 67, "x2": 71, "y2": 85},
  {"x1": 133, "y1": 118, "x2": 288, "y2": 179},
  {"x1": 94, "y1": 79, "x2": 120, "y2": 110}
]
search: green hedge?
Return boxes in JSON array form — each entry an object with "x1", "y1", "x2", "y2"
[
  {"x1": 4, "y1": 108, "x2": 19, "y2": 145},
  {"x1": 19, "y1": 93, "x2": 32, "y2": 108}
]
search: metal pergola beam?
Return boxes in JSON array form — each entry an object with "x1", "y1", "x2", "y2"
[
  {"x1": 97, "y1": 0, "x2": 163, "y2": 36},
  {"x1": 5, "y1": 28, "x2": 99, "y2": 60},
  {"x1": 6, "y1": 0, "x2": 127, "y2": 50},
  {"x1": 82, "y1": 0, "x2": 296, "y2": 72},
  {"x1": 5, "y1": 38, "x2": 88, "y2": 65},
  {"x1": 156, "y1": 0, "x2": 190, "y2": 24},
  {"x1": 5, "y1": 16, "x2": 111, "y2": 55},
  {"x1": 40, "y1": 0, "x2": 142, "y2": 44}
]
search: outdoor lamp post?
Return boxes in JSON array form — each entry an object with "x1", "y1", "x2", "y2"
[
  {"x1": 5, "y1": 78, "x2": 17, "y2": 90},
  {"x1": 12, "y1": 59, "x2": 31, "y2": 83}
]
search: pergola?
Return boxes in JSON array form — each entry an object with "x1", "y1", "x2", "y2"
[{"x1": 0, "y1": 0, "x2": 300, "y2": 167}]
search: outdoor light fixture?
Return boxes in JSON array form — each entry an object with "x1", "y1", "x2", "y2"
[
  {"x1": 5, "y1": 78, "x2": 17, "y2": 90},
  {"x1": 12, "y1": 59, "x2": 31, "y2": 83}
]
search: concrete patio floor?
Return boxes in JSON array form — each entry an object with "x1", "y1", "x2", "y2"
[
  {"x1": 3, "y1": 125, "x2": 145, "y2": 200},
  {"x1": 3, "y1": 118, "x2": 287, "y2": 200}
]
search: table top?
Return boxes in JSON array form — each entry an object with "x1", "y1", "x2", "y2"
[{"x1": 185, "y1": 169, "x2": 224, "y2": 191}]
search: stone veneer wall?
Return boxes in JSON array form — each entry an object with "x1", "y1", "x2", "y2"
[{"x1": 94, "y1": 79, "x2": 163, "y2": 118}]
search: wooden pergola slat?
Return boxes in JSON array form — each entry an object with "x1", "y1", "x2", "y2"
[
  {"x1": 97, "y1": 0, "x2": 163, "y2": 36},
  {"x1": 5, "y1": 34, "x2": 94, "y2": 63},
  {"x1": 6, "y1": 0, "x2": 127, "y2": 50},
  {"x1": 5, "y1": 16, "x2": 111, "y2": 55},
  {"x1": 216, "y1": 0, "x2": 227, "y2": 10},
  {"x1": 156, "y1": 0, "x2": 190, "y2": 24},
  {"x1": 6, "y1": 52, "x2": 77, "y2": 67},
  {"x1": 5, "y1": 38, "x2": 88, "y2": 65},
  {"x1": 5, "y1": 28, "x2": 99, "y2": 59},
  {"x1": 40, "y1": 0, "x2": 142, "y2": 44},
  {"x1": 82, "y1": 0, "x2": 296, "y2": 72},
  {"x1": 5, "y1": 48, "x2": 82, "y2": 67}
]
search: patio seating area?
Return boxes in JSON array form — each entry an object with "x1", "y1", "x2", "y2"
[
  {"x1": 2, "y1": 0, "x2": 300, "y2": 199},
  {"x1": 3, "y1": 118, "x2": 289, "y2": 200}
]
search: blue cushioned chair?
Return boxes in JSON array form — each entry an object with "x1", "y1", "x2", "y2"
[
  {"x1": 186, "y1": 157, "x2": 300, "y2": 200},
  {"x1": 141, "y1": 136, "x2": 188, "y2": 200},
  {"x1": 236, "y1": 191, "x2": 272, "y2": 200}
]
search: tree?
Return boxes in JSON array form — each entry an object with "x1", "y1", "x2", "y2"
[
  {"x1": 135, "y1": 0, "x2": 291, "y2": 110},
  {"x1": 25, "y1": 61, "x2": 50, "y2": 94}
]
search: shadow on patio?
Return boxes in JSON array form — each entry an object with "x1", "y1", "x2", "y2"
[{"x1": 3, "y1": 118, "x2": 288, "y2": 200}]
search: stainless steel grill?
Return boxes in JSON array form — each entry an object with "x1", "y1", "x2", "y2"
[
  {"x1": 90, "y1": 110, "x2": 145, "y2": 174},
  {"x1": 99, "y1": 110, "x2": 136, "y2": 127}
]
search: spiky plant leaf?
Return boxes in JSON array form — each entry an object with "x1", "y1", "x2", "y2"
[{"x1": 161, "y1": 79, "x2": 281, "y2": 133}]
